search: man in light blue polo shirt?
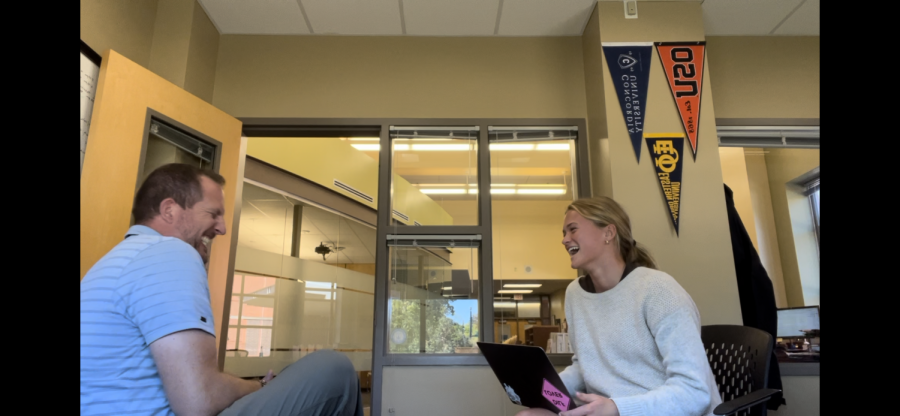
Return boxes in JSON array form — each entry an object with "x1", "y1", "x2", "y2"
[{"x1": 81, "y1": 163, "x2": 363, "y2": 416}]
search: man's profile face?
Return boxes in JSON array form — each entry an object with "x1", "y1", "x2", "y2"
[{"x1": 173, "y1": 176, "x2": 226, "y2": 264}]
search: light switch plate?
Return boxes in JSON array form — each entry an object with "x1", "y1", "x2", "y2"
[{"x1": 625, "y1": 0, "x2": 638, "y2": 19}]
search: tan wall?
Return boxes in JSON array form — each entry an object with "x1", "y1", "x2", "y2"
[
  {"x1": 82, "y1": 0, "x2": 220, "y2": 103},
  {"x1": 183, "y1": 0, "x2": 220, "y2": 103},
  {"x1": 706, "y1": 37, "x2": 820, "y2": 119},
  {"x1": 81, "y1": 0, "x2": 159, "y2": 67},
  {"x1": 763, "y1": 148, "x2": 819, "y2": 307},
  {"x1": 148, "y1": 0, "x2": 194, "y2": 88},
  {"x1": 581, "y1": 6, "x2": 613, "y2": 198},
  {"x1": 719, "y1": 147, "x2": 758, "y2": 248},
  {"x1": 744, "y1": 149, "x2": 789, "y2": 308},
  {"x1": 592, "y1": 1, "x2": 742, "y2": 325},
  {"x1": 212, "y1": 36, "x2": 587, "y2": 119}
]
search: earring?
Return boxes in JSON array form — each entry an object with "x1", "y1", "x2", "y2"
[{"x1": 605, "y1": 240, "x2": 610, "y2": 244}]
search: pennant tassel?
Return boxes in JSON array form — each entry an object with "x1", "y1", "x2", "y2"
[{"x1": 646, "y1": 136, "x2": 685, "y2": 235}]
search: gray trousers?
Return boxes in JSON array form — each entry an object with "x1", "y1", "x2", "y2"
[{"x1": 220, "y1": 350, "x2": 364, "y2": 416}]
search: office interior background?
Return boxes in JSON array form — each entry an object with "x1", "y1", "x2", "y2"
[{"x1": 80, "y1": 1, "x2": 820, "y2": 415}]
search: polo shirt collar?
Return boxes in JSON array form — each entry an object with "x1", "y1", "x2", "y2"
[{"x1": 124, "y1": 224, "x2": 161, "y2": 239}]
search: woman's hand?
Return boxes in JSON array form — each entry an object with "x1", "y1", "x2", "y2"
[{"x1": 560, "y1": 392, "x2": 620, "y2": 416}]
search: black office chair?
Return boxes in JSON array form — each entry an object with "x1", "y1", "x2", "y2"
[{"x1": 701, "y1": 325, "x2": 782, "y2": 416}]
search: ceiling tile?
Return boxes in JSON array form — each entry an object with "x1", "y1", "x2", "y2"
[
  {"x1": 773, "y1": 0, "x2": 819, "y2": 35},
  {"x1": 702, "y1": 0, "x2": 804, "y2": 36},
  {"x1": 302, "y1": 0, "x2": 403, "y2": 35},
  {"x1": 404, "y1": 0, "x2": 500, "y2": 36},
  {"x1": 199, "y1": 0, "x2": 310, "y2": 34},
  {"x1": 498, "y1": 0, "x2": 596, "y2": 36}
]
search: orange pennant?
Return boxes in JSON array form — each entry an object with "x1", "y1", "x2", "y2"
[{"x1": 655, "y1": 42, "x2": 705, "y2": 159}]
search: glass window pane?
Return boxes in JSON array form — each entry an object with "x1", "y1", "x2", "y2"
[
  {"x1": 240, "y1": 300, "x2": 274, "y2": 326},
  {"x1": 226, "y1": 327, "x2": 237, "y2": 351},
  {"x1": 489, "y1": 127, "x2": 579, "y2": 353},
  {"x1": 387, "y1": 245, "x2": 480, "y2": 354},
  {"x1": 240, "y1": 328, "x2": 273, "y2": 357},
  {"x1": 229, "y1": 296, "x2": 240, "y2": 325},
  {"x1": 140, "y1": 119, "x2": 214, "y2": 186},
  {"x1": 232, "y1": 274, "x2": 243, "y2": 294},
  {"x1": 244, "y1": 275, "x2": 276, "y2": 295},
  {"x1": 390, "y1": 127, "x2": 479, "y2": 226},
  {"x1": 226, "y1": 180, "x2": 376, "y2": 377}
]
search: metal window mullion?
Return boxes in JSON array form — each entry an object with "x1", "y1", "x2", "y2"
[
  {"x1": 477, "y1": 123, "x2": 495, "y2": 346},
  {"x1": 371, "y1": 123, "x2": 392, "y2": 416}
]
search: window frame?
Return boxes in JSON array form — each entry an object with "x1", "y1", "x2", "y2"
[{"x1": 238, "y1": 118, "x2": 590, "y2": 415}]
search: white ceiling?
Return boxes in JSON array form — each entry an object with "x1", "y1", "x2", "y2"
[{"x1": 199, "y1": 0, "x2": 819, "y2": 37}]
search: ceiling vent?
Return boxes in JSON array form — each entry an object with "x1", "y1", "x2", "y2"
[{"x1": 333, "y1": 179, "x2": 373, "y2": 203}]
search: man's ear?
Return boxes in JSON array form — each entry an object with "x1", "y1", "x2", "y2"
[{"x1": 158, "y1": 198, "x2": 181, "y2": 224}]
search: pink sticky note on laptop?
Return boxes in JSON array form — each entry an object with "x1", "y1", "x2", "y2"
[{"x1": 542, "y1": 378, "x2": 570, "y2": 412}]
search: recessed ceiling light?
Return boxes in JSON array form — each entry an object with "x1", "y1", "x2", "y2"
[
  {"x1": 503, "y1": 284, "x2": 542, "y2": 288},
  {"x1": 497, "y1": 289, "x2": 533, "y2": 294},
  {"x1": 536, "y1": 143, "x2": 570, "y2": 150},
  {"x1": 420, "y1": 188, "x2": 467, "y2": 194},
  {"x1": 517, "y1": 189, "x2": 566, "y2": 195}
]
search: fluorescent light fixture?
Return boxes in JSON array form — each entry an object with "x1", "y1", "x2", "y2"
[
  {"x1": 490, "y1": 188, "x2": 516, "y2": 194},
  {"x1": 414, "y1": 184, "x2": 466, "y2": 187},
  {"x1": 468, "y1": 189, "x2": 479, "y2": 194},
  {"x1": 498, "y1": 289, "x2": 533, "y2": 294},
  {"x1": 490, "y1": 143, "x2": 534, "y2": 151},
  {"x1": 536, "y1": 143, "x2": 570, "y2": 150},
  {"x1": 517, "y1": 189, "x2": 566, "y2": 195},
  {"x1": 349, "y1": 138, "x2": 380, "y2": 141},
  {"x1": 411, "y1": 144, "x2": 471, "y2": 151},
  {"x1": 420, "y1": 188, "x2": 467, "y2": 194},
  {"x1": 503, "y1": 284, "x2": 542, "y2": 288},
  {"x1": 393, "y1": 144, "x2": 410, "y2": 151},
  {"x1": 442, "y1": 286, "x2": 452, "y2": 290},
  {"x1": 351, "y1": 144, "x2": 380, "y2": 151},
  {"x1": 490, "y1": 184, "x2": 516, "y2": 187},
  {"x1": 493, "y1": 302, "x2": 517, "y2": 308}
]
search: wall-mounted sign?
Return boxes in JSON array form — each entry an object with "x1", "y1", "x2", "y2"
[
  {"x1": 655, "y1": 42, "x2": 706, "y2": 160},
  {"x1": 646, "y1": 134, "x2": 685, "y2": 235},
  {"x1": 602, "y1": 42, "x2": 653, "y2": 163}
]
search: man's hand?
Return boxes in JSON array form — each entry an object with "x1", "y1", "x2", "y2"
[
  {"x1": 262, "y1": 369, "x2": 276, "y2": 385},
  {"x1": 149, "y1": 329, "x2": 260, "y2": 416},
  {"x1": 560, "y1": 392, "x2": 620, "y2": 416}
]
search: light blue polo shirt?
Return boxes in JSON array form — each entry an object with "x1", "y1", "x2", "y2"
[{"x1": 81, "y1": 225, "x2": 216, "y2": 416}]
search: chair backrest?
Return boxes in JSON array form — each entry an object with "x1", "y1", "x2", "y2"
[{"x1": 701, "y1": 325, "x2": 774, "y2": 416}]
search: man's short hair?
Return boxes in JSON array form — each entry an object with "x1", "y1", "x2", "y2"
[{"x1": 132, "y1": 163, "x2": 226, "y2": 224}]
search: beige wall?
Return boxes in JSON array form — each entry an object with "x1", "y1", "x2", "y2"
[
  {"x1": 706, "y1": 37, "x2": 820, "y2": 120},
  {"x1": 744, "y1": 149, "x2": 789, "y2": 308},
  {"x1": 82, "y1": 0, "x2": 220, "y2": 103},
  {"x1": 763, "y1": 148, "x2": 820, "y2": 307},
  {"x1": 581, "y1": 6, "x2": 613, "y2": 198},
  {"x1": 591, "y1": 1, "x2": 743, "y2": 326},
  {"x1": 183, "y1": 0, "x2": 220, "y2": 103},
  {"x1": 81, "y1": 0, "x2": 159, "y2": 68},
  {"x1": 212, "y1": 36, "x2": 587, "y2": 119},
  {"x1": 719, "y1": 147, "x2": 759, "y2": 248}
]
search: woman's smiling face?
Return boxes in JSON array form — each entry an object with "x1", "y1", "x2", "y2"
[{"x1": 561, "y1": 209, "x2": 613, "y2": 270}]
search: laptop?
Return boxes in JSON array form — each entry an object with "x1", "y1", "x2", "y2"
[{"x1": 477, "y1": 342, "x2": 576, "y2": 413}]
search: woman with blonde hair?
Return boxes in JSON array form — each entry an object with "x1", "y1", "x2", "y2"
[{"x1": 516, "y1": 197, "x2": 720, "y2": 416}]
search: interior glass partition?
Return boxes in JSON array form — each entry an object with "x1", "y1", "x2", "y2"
[
  {"x1": 389, "y1": 127, "x2": 479, "y2": 226},
  {"x1": 488, "y1": 126, "x2": 580, "y2": 354},
  {"x1": 386, "y1": 240, "x2": 480, "y2": 354}
]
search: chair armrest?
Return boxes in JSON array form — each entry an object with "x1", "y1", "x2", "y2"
[{"x1": 713, "y1": 389, "x2": 781, "y2": 415}]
